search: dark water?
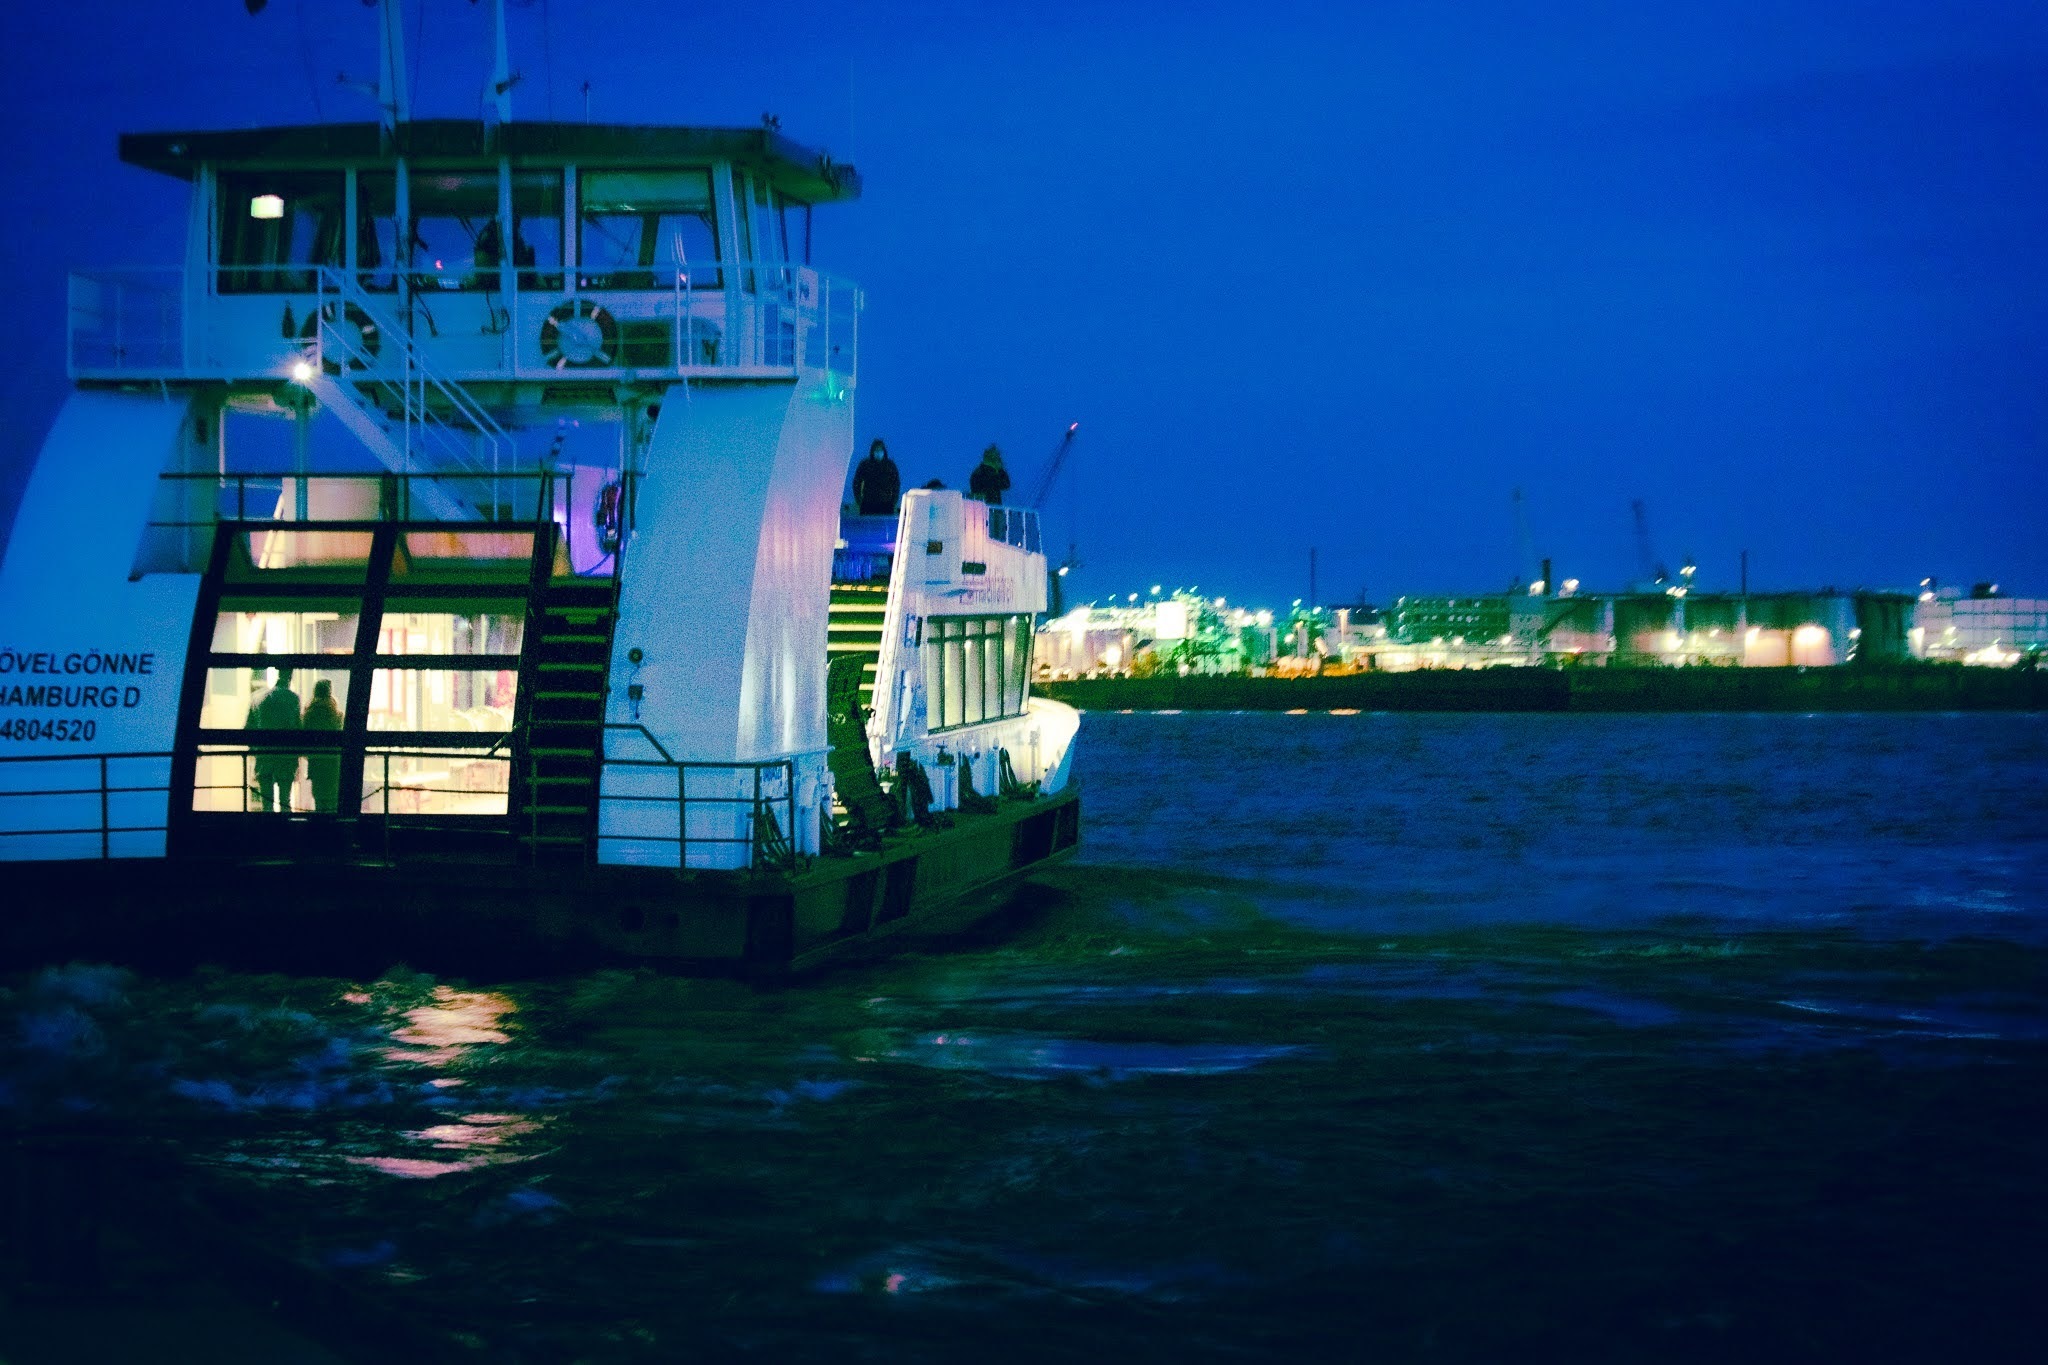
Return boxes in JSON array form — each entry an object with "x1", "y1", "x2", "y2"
[{"x1": 5, "y1": 712, "x2": 2048, "y2": 1362}]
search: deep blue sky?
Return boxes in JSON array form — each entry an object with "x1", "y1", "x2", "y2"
[{"x1": 3, "y1": 0, "x2": 2044, "y2": 606}]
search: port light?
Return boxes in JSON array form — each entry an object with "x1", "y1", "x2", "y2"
[{"x1": 249, "y1": 194, "x2": 285, "y2": 220}]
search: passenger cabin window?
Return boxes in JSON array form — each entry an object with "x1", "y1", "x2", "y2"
[
  {"x1": 922, "y1": 615, "x2": 1033, "y2": 731},
  {"x1": 216, "y1": 171, "x2": 343, "y2": 293},
  {"x1": 579, "y1": 169, "x2": 719, "y2": 289}
]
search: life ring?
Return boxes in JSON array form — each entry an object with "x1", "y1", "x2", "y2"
[
  {"x1": 593, "y1": 479, "x2": 624, "y2": 554},
  {"x1": 540, "y1": 299, "x2": 618, "y2": 369},
  {"x1": 297, "y1": 301, "x2": 380, "y2": 374}
]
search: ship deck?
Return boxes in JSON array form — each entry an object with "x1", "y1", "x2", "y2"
[{"x1": 0, "y1": 785, "x2": 1079, "y2": 979}]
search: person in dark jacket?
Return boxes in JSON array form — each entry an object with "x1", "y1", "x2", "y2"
[
  {"x1": 850, "y1": 438, "x2": 901, "y2": 515},
  {"x1": 246, "y1": 667, "x2": 302, "y2": 813},
  {"x1": 968, "y1": 445, "x2": 1010, "y2": 504},
  {"x1": 301, "y1": 678, "x2": 344, "y2": 813}
]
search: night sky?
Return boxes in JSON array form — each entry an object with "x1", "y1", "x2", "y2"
[{"x1": 2, "y1": 0, "x2": 2043, "y2": 607}]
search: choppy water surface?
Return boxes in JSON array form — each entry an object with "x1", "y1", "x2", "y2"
[{"x1": 5, "y1": 712, "x2": 2047, "y2": 1362}]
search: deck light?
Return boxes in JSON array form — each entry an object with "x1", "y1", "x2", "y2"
[
  {"x1": 290, "y1": 359, "x2": 314, "y2": 382},
  {"x1": 250, "y1": 194, "x2": 285, "y2": 220}
]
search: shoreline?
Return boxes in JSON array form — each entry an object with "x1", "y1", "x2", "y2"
[{"x1": 1037, "y1": 664, "x2": 2047, "y2": 713}]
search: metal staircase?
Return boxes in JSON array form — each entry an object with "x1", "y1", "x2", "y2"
[
  {"x1": 516, "y1": 576, "x2": 620, "y2": 865},
  {"x1": 305, "y1": 271, "x2": 518, "y2": 520},
  {"x1": 827, "y1": 580, "x2": 889, "y2": 718}
]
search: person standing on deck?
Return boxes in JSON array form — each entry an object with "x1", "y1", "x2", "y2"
[
  {"x1": 246, "y1": 667, "x2": 303, "y2": 813},
  {"x1": 301, "y1": 679, "x2": 344, "y2": 813},
  {"x1": 851, "y1": 438, "x2": 901, "y2": 516},
  {"x1": 968, "y1": 445, "x2": 1010, "y2": 505}
]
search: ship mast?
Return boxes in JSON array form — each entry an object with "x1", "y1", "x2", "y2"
[{"x1": 376, "y1": 0, "x2": 411, "y2": 137}]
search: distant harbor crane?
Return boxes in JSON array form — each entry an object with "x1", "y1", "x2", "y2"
[
  {"x1": 1631, "y1": 499, "x2": 1670, "y2": 590},
  {"x1": 1030, "y1": 423, "x2": 1082, "y2": 617}
]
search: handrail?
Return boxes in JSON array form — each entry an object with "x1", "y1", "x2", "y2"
[
  {"x1": 0, "y1": 751, "x2": 172, "y2": 859},
  {"x1": 308, "y1": 266, "x2": 513, "y2": 494},
  {"x1": 68, "y1": 261, "x2": 860, "y2": 383},
  {"x1": 591, "y1": 724, "x2": 802, "y2": 872},
  {"x1": 149, "y1": 469, "x2": 579, "y2": 526}
]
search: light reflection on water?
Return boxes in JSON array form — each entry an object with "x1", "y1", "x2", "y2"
[
  {"x1": 384, "y1": 986, "x2": 517, "y2": 1067},
  {"x1": 2, "y1": 713, "x2": 2044, "y2": 1356}
]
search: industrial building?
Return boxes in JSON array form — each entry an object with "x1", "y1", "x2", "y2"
[
  {"x1": 1038, "y1": 578, "x2": 2039, "y2": 679},
  {"x1": 1912, "y1": 583, "x2": 2048, "y2": 664}
]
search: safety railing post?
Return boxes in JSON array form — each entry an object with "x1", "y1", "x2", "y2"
[
  {"x1": 676, "y1": 764, "x2": 687, "y2": 871},
  {"x1": 99, "y1": 755, "x2": 111, "y2": 859}
]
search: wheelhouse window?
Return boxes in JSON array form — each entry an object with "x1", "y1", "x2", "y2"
[
  {"x1": 357, "y1": 170, "x2": 401, "y2": 291},
  {"x1": 751, "y1": 182, "x2": 810, "y2": 264},
  {"x1": 510, "y1": 171, "x2": 565, "y2": 290},
  {"x1": 579, "y1": 169, "x2": 720, "y2": 289},
  {"x1": 411, "y1": 170, "x2": 502, "y2": 292},
  {"x1": 216, "y1": 171, "x2": 343, "y2": 293}
]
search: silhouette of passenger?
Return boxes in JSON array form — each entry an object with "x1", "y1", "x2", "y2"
[
  {"x1": 246, "y1": 667, "x2": 303, "y2": 813},
  {"x1": 301, "y1": 679, "x2": 344, "y2": 813},
  {"x1": 850, "y1": 438, "x2": 901, "y2": 515},
  {"x1": 968, "y1": 445, "x2": 1010, "y2": 505}
]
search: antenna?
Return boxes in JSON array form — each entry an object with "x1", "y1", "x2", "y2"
[
  {"x1": 1512, "y1": 487, "x2": 1534, "y2": 591},
  {"x1": 486, "y1": 0, "x2": 515, "y2": 125},
  {"x1": 1631, "y1": 499, "x2": 1669, "y2": 587},
  {"x1": 377, "y1": 0, "x2": 411, "y2": 135}
]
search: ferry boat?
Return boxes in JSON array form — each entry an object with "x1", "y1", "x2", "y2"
[{"x1": 0, "y1": 9, "x2": 1080, "y2": 975}]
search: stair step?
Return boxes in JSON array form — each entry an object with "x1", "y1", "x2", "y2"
[
  {"x1": 530, "y1": 746, "x2": 597, "y2": 758},
  {"x1": 538, "y1": 660, "x2": 607, "y2": 671}
]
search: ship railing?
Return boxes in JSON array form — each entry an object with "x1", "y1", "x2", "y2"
[
  {"x1": 303, "y1": 267, "x2": 512, "y2": 489},
  {"x1": 595, "y1": 724, "x2": 801, "y2": 873},
  {"x1": 0, "y1": 742, "x2": 523, "y2": 859},
  {"x1": 0, "y1": 752, "x2": 173, "y2": 860},
  {"x1": 68, "y1": 262, "x2": 860, "y2": 384},
  {"x1": 147, "y1": 469, "x2": 577, "y2": 528}
]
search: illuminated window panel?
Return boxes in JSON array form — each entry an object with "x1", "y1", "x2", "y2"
[
  {"x1": 210, "y1": 608, "x2": 359, "y2": 655},
  {"x1": 376, "y1": 610, "x2": 525, "y2": 657},
  {"x1": 197, "y1": 666, "x2": 350, "y2": 733},
  {"x1": 232, "y1": 529, "x2": 375, "y2": 578},
  {"x1": 922, "y1": 615, "x2": 1032, "y2": 732},
  {"x1": 367, "y1": 669, "x2": 517, "y2": 733},
  {"x1": 395, "y1": 531, "x2": 536, "y2": 580},
  {"x1": 360, "y1": 749, "x2": 510, "y2": 817}
]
